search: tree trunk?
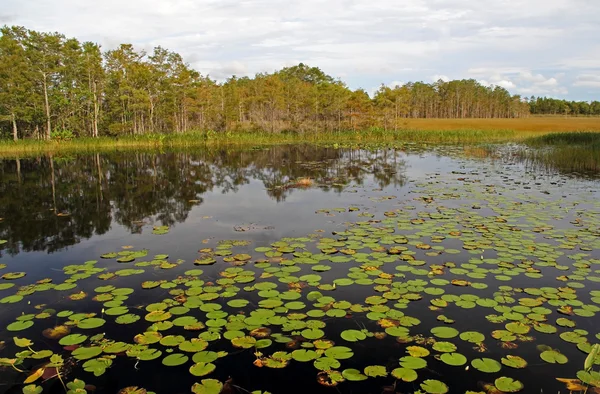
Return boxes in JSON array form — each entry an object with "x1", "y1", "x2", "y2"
[
  {"x1": 11, "y1": 112, "x2": 18, "y2": 141},
  {"x1": 93, "y1": 81, "x2": 99, "y2": 137},
  {"x1": 42, "y1": 73, "x2": 52, "y2": 140}
]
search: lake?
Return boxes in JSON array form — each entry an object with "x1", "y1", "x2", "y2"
[{"x1": 0, "y1": 144, "x2": 599, "y2": 394}]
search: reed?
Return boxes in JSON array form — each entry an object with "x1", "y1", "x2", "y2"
[{"x1": 1, "y1": 117, "x2": 600, "y2": 157}]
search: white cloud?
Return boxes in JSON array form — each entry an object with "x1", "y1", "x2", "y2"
[
  {"x1": 4, "y1": 0, "x2": 600, "y2": 99},
  {"x1": 573, "y1": 74, "x2": 600, "y2": 88},
  {"x1": 497, "y1": 80, "x2": 516, "y2": 89}
]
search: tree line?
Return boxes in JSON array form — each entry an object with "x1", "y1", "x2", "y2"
[
  {"x1": 0, "y1": 25, "x2": 593, "y2": 141},
  {"x1": 528, "y1": 97, "x2": 600, "y2": 116}
]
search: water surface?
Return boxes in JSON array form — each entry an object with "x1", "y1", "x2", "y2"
[{"x1": 0, "y1": 144, "x2": 599, "y2": 394}]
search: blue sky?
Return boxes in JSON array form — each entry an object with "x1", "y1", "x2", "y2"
[{"x1": 3, "y1": 0, "x2": 600, "y2": 100}]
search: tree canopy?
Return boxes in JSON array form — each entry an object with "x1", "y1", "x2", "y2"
[{"x1": 1, "y1": 25, "x2": 595, "y2": 140}]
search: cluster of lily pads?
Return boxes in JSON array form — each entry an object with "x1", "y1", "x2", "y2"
[{"x1": 1, "y1": 158, "x2": 600, "y2": 394}]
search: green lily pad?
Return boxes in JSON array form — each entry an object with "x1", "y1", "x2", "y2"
[
  {"x1": 77, "y1": 318, "x2": 106, "y2": 329},
  {"x1": 440, "y1": 352, "x2": 467, "y2": 366},
  {"x1": 72, "y1": 346, "x2": 103, "y2": 360},
  {"x1": 191, "y1": 379, "x2": 223, "y2": 394},
  {"x1": 431, "y1": 326, "x2": 459, "y2": 339},
  {"x1": 59, "y1": 334, "x2": 88, "y2": 346},
  {"x1": 364, "y1": 365, "x2": 387, "y2": 377},
  {"x1": 391, "y1": 367, "x2": 418, "y2": 382},
  {"x1": 342, "y1": 368, "x2": 368, "y2": 381},
  {"x1": 420, "y1": 379, "x2": 449, "y2": 394},
  {"x1": 189, "y1": 362, "x2": 216, "y2": 377},
  {"x1": 471, "y1": 358, "x2": 502, "y2": 373},
  {"x1": 340, "y1": 329, "x2": 366, "y2": 342},
  {"x1": 540, "y1": 350, "x2": 568, "y2": 364},
  {"x1": 399, "y1": 356, "x2": 427, "y2": 369},
  {"x1": 325, "y1": 346, "x2": 353, "y2": 360},
  {"x1": 494, "y1": 377, "x2": 524, "y2": 392},
  {"x1": 291, "y1": 349, "x2": 318, "y2": 362},
  {"x1": 162, "y1": 353, "x2": 189, "y2": 366}
]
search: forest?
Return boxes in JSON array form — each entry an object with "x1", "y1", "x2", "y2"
[{"x1": 1, "y1": 25, "x2": 598, "y2": 141}]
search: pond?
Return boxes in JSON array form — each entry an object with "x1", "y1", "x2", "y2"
[{"x1": 0, "y1": 144, "x2": 599, "y2": 394}]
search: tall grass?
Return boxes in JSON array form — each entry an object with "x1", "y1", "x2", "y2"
[
  {"x1": 1, "y1": 117, "x2": 600, "y2": 157},
  {"x1": 524, "y1": 131, "x2": 600, "y2": 147},
  {"x1": 520, "y1": 132, "x2": 600, "y2": 176},
  {"x1": 0, "y1": 129, "x2": 521, "y2": 157}
]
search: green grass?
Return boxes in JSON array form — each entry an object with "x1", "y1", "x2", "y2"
[
  {"x1": 520, "y1": 132, "x2": 600, "y2": 175},
  {"x1": 0, "y1": 129, "x2": 521, "y2": 157},
  {"x1": 524, "y1": 131, "x2": 600, "y2": 147}
]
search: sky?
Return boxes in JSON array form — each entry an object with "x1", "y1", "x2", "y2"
[{"x1": 3, "y1": 0, "x2": 600, "y2": 101}]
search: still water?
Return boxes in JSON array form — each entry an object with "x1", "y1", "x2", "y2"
[{"x1": 0, "y1": 144, "x2": 599, "y2": 394}]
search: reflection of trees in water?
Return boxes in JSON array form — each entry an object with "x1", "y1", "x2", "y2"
[{"x1": 0, "y1": 146, "x2": 407, "y2": 255}]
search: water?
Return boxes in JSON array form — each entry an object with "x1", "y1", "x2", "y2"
[{"x1": 0, "y1": 144, "x2": 599, "y2": 394}]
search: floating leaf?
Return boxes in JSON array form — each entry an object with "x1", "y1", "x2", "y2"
[
  {"x1": 77, "y1": 318, "x2": 106, "y2": 329},
  {"x1": 399, "y1": 356, "x2": 427, "y2": 369},
  {"x1": 501, "y1": 355, "x2": 528, "y2": 369},
  {"x1": 494, "y1": 377, "x2": 524, "y2": 392},
  {"x1": 72, "y1": 346, "x2": 103, "y2": 360},
  {"x1": 291, "y1": 349, "x2": 318, "y2": 362},
  {"x1": 340, "y1": 329, "x2": 366, "y2": 342},
  {"x1": 431, "y1": 326, "x2": 459, "y2": 339},
  {"x1": 471, "y1": 358, "x2": 502, "y2": 373},
  {"x1": 440, "y1": 353, "x2": 467, "y2": 366},
  {"x1": 421, "y1": 379, "x2": 449, "y2": 394},
  {"x1": 191, "y1": 379, "x2": 223, "y2": 394},
  {"x1": 391, "y1": 367, "x2": 418, "y2": 382},
  {"x1": 189, "y1": 362, "x2": 216, "y2": 377},
  {"x1": 364, "y1": 365, "x2": 387, "y2": 377},
  {"x1": 342, "y1": 368, "x2": 367, "y2": 381},
  {"x1": 59, "y1": 334, "x2": 88, "y2": 346},
  {"x1": 162, "y1": 353, "x2": 189, "y2": 366},
  {"x1": 540, "y1": 350, "x2": 568, "y2": 364}
]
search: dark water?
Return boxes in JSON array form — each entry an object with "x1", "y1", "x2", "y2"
[{"x1": 0, "y1": 144, "x2": 599, "y2": 394}]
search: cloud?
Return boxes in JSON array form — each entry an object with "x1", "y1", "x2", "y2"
[
  {"x1": 4, "y1": 0, "x2": 600, "y2": 100},
  {"x1": 573, "y1": 74, "x2": 600, "y2": 88}
]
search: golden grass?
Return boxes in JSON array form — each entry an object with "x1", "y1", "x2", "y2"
[
  {"x1": 399, "y1": 117, "x2": 600, "y2": 133},
  {"x1": 1, "y1": 117, "x2": 599, "y2": 157}
]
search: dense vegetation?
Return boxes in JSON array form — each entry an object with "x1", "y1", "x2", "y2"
[
  {"x1": 0, "y1": 26, "x2": 597, "y2": 141},
  {"x1": 528, "y1": 97, "x2": 600, "y2": 116}
]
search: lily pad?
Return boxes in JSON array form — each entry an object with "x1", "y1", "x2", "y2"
[
  {"x1": 471, "y1": 358, "x2": 502, "y2": 373},
  {"x1": 495, "y1": 377, "x2": 524, "y2": 392}
]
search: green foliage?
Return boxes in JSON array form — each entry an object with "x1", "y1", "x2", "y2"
[{"x1": 0, "y1": 25, "x2": 553, "y2": 143}]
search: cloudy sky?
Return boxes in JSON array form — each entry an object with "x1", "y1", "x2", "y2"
[{"x1": 3, "y1": 0, "x2": 600, "y2": 100}]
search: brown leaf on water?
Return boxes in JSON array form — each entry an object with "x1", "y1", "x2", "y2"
[
  {"x1": 558, "y1": 305, "x2": 574, "y2": 315},
  {"x1": 480, "y1": 382, "x2": 502, "y2": 394},
  {"x1": 500, "y1": 341, "x2": 518, "y2": 350},
  {"x1": 250, "y1": 327, "x2": 271, "y2": 338},
  {"x1": 117, "y1": 387, "x2": 147, "y2": 394},
  {"x1": 42, "y1": 325, "x2": 70, "y2": 340},
  {"x1": 377, "y1": 318, "x2": 399, "y2": 328},
  {"x1": 316, "y1": 371, "x2": 343, "y2": 387},
  {"x1": 253, "y1": 358, "x2": 265, "y2": 367},
  {"x1": 555, "y1": 378, "x2": 587, "y2": 391},
  {"x1": 451, "y1": 279, "x2": 471, "y2": 287},
  {"x1": 373, "y1": 332, "x2": 387, "y2": 340}
]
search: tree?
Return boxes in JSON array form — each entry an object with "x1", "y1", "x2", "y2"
[
  {"x1": 0, "y1": 26, "x2": 32, "y2": 140},
  {"x1": 24, "y1": 29, "x2": 63, "y2": 139}
]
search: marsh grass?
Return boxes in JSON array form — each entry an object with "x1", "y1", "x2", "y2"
[
  {"x1": 400, "y1": 116, "x2": 600, "y2": 133},
  {"x1": 1, "y1": 117, "x2": 600, "y2": 157},
  {"x1": 0, "y1": 129, "x2": 519, "y2": 157},
  {"x1": 520, "y1": 132, "x2": 600, "y2": 176}
]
